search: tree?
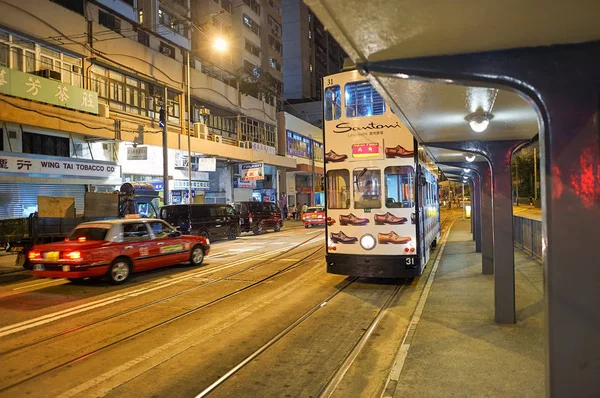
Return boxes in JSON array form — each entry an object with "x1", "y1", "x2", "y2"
[{"x1": 512, "y1": 154, "x2": 535, "y2": 198}]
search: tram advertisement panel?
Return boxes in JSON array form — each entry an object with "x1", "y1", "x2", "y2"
[{"x1": 324, "y1": 71, "x2": 417, "y2": 256}]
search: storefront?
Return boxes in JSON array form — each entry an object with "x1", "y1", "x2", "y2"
[{"x1": 0, "y1": 151, "x2": 122, "y2": 218}]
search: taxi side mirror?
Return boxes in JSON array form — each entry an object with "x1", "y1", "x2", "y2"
[{"x1": 169, "y1": 230, "x2": 182, "y2": 238}]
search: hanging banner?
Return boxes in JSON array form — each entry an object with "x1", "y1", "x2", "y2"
[
  {"x1": 197, "y1": 157, "x2": 217, "y2": 172},
  {"x1": 241, "y1": 162, "x2": 264, "y2": 181}
]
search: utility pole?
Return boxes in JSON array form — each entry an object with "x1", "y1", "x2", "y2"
[
  {"x1": 462, "y1": 182, "x2": 465, "y2": 219},
  {"x1": 162, "y1": 86, "x2": 169, "y2": 206},
  {"x1": 515, "y1": 158, "x2": 519, "y2": 206},
  {"x1": 187, "y1": 51, "x2": 192, "y2": 204}
]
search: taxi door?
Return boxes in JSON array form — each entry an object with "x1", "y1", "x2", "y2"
[
  {"x1": 147, "y1": 221, "x2": 189, "y2": 268},
  {"x1": 120, "y1": 222, "x2": 155, "y2": 271}
]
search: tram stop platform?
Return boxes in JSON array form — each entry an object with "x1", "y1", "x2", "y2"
[{"x1": 387, "y1": 218, "x2": 544, "y2": 397}]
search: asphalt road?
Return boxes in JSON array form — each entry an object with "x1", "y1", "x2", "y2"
[{"x1": 0, "y1": 221, "x2": 445, "y2": 397}]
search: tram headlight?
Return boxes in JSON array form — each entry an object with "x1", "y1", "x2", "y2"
[{"x1": 360, "y1": 234, "x2": 376, "y2": 251}]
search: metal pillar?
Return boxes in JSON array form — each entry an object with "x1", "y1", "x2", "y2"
[{"x1": 363, "y1": 41, "x2": 600, "y2": 395}]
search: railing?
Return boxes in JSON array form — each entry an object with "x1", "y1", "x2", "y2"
[{"x1": 513, "y1": 215, "x2": 542, "y2": 260}]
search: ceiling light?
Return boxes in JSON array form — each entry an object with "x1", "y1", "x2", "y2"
[
  {"x1": 465, "y1": 112, "x2": 492, "y2": 133},
  {"x1": 463, "y1": 153, "x2": 476, "y2": 162},
  {"x1": 463, "y1": 168, "x2": 470, "y2": 173}
]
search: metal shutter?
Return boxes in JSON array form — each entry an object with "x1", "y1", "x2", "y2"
[{"x1": 0, "y1": 183, "x2": 85, "y2": 219}]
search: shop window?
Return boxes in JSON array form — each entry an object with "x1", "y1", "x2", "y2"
[
  {"x1": 326, "y1": 169, "x2": 350, "y2": 209},
  {"x1": 22, "y1": 132, "x2": 70, "y2": 158},
  {"x1": 385, "y1": 166, "x2": 415, "y2": 208},
  {"x1": 313, "y1": 141, "x2": 324, "y2": 162},
  {"x1": 345, "y1": 81, "x2": 385, "y2": 118},
  {"x1": 324, "y1": 85, "x2": 341, "y2": 121},
  {"x1": 353, "y1": 168, "x2": 381, "y2": 209},
  {"x1": 286, "y1": 130, "x2": 311, "y2": 158}
]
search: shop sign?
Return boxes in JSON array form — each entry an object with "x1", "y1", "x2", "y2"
[
  {"x1": 127, "y1": 146, "x2": 148, "y2": 160},
  {"x1": 301, "y1": 187, "x2": 313, "y2": 194},
  {"x1": 252, "y1": 143, "x2": 277, "y2": 155},
  {"x1": 241, "y1": 162, "x2": 264, "y2": 181},
  {"x1": 172, "y1": 180, "x2": 210, "y2": 190},
  {"x1": 196, "y1": 157, "x2": 216, "y2": 172},
  {"x1": 233, "y1": 177, "x2": 256, "y2": 189},
  {"x1": 0, "y1": 66, "x2": 99, "y2": 114},
  {"x1": 0, "y1": 152, "x2": 120, "y2": 178},
  {"x1": 150, "y1": 182, "x2": 164, "y2": 191}
]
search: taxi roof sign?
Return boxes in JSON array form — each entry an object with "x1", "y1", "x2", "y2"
[{"x1": 124, "y1": 214, "x2": 141, "y2": 219}]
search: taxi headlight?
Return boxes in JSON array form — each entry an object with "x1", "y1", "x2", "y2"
[{"x1": 360, "y1": 234, "x2": 376, "y2": 250}]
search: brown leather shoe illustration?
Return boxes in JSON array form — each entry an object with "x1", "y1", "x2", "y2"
[
  {"x1": 331, "y1": 231, "x2": 358, "y2": 244},
  {"x1": 325, "y1": 150, "x2": 348, "y2": 163},
  {"x1": 339, "y1": 213, "x2": 369, "y2": 226},
  {"x1": 374, "y1": 212, "x2": 408, "y2": 225},
  {"x1": 327, "y1": 217, "x2": 336, "y2": 226},
  {"x1": 385, "y1": 145, "x2": 414, "y2": 158},
  {"x1": 378, "y1": 231, "x2": 411, "y2": 244}
]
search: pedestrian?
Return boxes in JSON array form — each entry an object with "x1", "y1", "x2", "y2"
[
  {"x1": 301, "y1": 203, "x2": 308, "y2": 220},
  {"x1": 283, "y1": 204, "x2": 288, "y2": 220},
  {"x1": 529, "y1": 195, "x2": 534, "y2": 207},
  {"x1": 290, "y1": 205, "x2": 296, "y2": 220}
]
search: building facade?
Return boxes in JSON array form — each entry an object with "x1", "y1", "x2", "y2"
[
  {"x1": 277, "y1": 112, "x2": 323, "y2": 208},
  {"x1": 0, "y1": 0, "x2": 294, "y2": 217}
]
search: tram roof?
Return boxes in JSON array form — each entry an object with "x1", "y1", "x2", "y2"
[{"x1": 306, "y1": 0, "x2": 600, "y2": 164}]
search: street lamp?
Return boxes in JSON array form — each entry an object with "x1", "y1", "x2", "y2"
[{"x1": 213, "y1": 37, "x2": 228, "y2": 53}]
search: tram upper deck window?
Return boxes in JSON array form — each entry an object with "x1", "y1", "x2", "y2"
[
  {"x1": 326, "y1": 169, "x2": 350, "y2": 209},
  {"x1": 353, "y1": 168, "x2": 382, "y2": 209},
  {"x1": 345, "y1": 81, "x2": 385, "y2": 118},
  {"x1": 324, "y1": 85, "x2": 341, "y2": 121},
  {"x1": 385, "y1": 166, "x2": 415, "y2": 208}
]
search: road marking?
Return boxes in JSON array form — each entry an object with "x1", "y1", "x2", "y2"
[
  {"x1": 12, "y1": 279, "x2": 66, "y2": 291},
  {"x1": 381, "y1": 218, "x2": 456, "y2": 398},
  {"x1": 0, "y1": 244, "x2": 306, "y2": 338}
]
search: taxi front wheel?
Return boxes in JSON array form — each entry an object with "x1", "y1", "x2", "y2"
[
  {"x1": 190, "y1": 245, "x2": 205, "y2": 266},
  {"x1": 108, "y1": 258, "x2": 132, "y2": 285}
]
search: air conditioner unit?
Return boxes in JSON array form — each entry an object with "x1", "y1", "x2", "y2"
[
  {"x1": 214, "y1": 135, "x2": 223, "y2": 144},
  {"x1": 36, "y1": 69, "x2": 62, "y2": 81},
  {"x1": 98, "y1": 103, "x2": 110, "y2": 118},
  {"x1": 193, "y1": 122, "x2": 208, "y2": 138}
]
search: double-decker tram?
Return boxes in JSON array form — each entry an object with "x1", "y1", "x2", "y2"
[{"x1": 323, "y1": 69, "x2": 440, "y2": 278}]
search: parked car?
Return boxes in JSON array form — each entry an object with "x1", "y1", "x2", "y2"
[
  {"x1": 28, "y1": 219, "x2": 209, "y2": 284},
  {"x1": 159, "y1": 204, "x2": 240, "y2": 241},
  {"x1": 302, "y1": 206, "x2": 327, "y2": 228},
  {"x1": 232, "y1": 201, "x2": 283, "y2": 235}
]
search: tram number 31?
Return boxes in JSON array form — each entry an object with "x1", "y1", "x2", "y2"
[{"x1": 406, "y1": 258, "x2": 415, "y2": 266}]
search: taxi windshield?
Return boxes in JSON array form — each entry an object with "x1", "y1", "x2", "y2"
[{"x1": 69, "y1": 227, "x2": 110, "y2": 241}]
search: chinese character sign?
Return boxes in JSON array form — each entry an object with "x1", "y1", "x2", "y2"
[{"x1": 0, "y1": 66, "x2": 98, "y2": 114}]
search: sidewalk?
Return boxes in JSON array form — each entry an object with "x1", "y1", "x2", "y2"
[
  {"x1": 513, "y1": 205, "x2": 542, "y2": 221},
  {"x1": 392, "y1": 219, "x2": 544, "y2": 397}
]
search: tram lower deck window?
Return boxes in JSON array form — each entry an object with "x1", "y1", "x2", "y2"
[
  {"x1": 385, "y1": 166, "x2": 415, "y2": 208},
  {"x1": 353, "y1": 168, "x2": 382, "y2": 209},
  {"x1": 326, "y1": 169, "x2": 350, "y2": 209}
]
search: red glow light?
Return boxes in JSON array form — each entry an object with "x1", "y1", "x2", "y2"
[
  {"x1": 78, "y1": 236, "x2": 87, "y2": 242},
  {"x1": 63, "y1": 251, "x2": 82, "y2": 260},
  {"x1": 28, "y1": 251, "x2": 41, "y2": 260}
]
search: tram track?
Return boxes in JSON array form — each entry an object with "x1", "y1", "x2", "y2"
[
  {"x1": 0, "y1": 242, "x2": 326, "y2": 394},
  {"x1": 192, "y1": 212, "x2": 458, "y2": 397},
  {"x1": 0, "y1": 231, "x2": 324, "y2": 355}
]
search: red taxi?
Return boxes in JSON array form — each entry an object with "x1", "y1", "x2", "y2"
[
  {"x1": 302, "y1": 206, "x2": 334, "y2": 228},
  {"x1": 28, "y1": 219, "x2": 210, "y2": 284}
]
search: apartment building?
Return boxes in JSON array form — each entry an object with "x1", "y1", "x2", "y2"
[
  {"x1": 281, "y1": 0, "x2": 345, "y2": 128},
  {"x1": 0, "y1": 0, "x2": 294, "y2": 217}
]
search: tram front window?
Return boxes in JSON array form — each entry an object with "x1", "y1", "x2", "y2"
[
  {"x1": 385, "y1": 166, "x2": 415, "y2": 208},
  {"x1": 353, "y1": 169, "x2": 382, "y2": 209},
  {"x1": 326, "y1": 169, "x2": 350, "y2": 209}
]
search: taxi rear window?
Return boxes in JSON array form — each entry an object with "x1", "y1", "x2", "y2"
[
  {"x1": 305, "y1": 208, "x2": 324, "y2": 213},
  {"x1": 69, "y1": 228, "x2": 109, "y2": 241}
]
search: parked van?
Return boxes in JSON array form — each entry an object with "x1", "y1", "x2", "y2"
[
  {"x1": 159, "y1": 204, "x2": 240, "y2": 241},
  {"x1": 232, "y1": 201, "x2": 283, "y2": 235}
]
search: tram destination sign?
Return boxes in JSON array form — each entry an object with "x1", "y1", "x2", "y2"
[{"x1": 0, "y1": 153, "x2": 121, "y2": 179}]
